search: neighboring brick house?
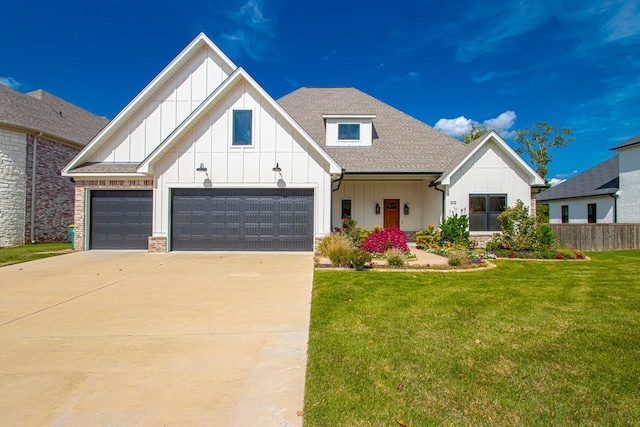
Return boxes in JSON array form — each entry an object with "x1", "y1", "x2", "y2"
[{"x1": 0, "y1": 84, "x2": 109, "y2": 247}]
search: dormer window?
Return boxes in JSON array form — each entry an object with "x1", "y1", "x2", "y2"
[
  {"x1": 323, "y1": 114, "x2": 375, "y2": 147},
  {"x1": 338, "y1": 123, "x2": 360, "y2": 140}
]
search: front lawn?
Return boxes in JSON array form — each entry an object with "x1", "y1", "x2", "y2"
[
  {"x1": 0, "y1": 243, "x2": 72, "y2": 267},
  {"x1": 304, "y1": 251, "x2": 640, "y2": 426}
]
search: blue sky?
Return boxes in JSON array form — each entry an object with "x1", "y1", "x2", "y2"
[{"x1": 2, "y1": 0, "x2": 639, "y2": 183}]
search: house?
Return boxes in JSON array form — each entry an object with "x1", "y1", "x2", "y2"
[
  {"x1": 535, "y1": 133, "x2": 640, "y2": 224},
  {"x1": 62, "y1": 33, "x2": 544, "y2": 252},
  {"x1": 0, "y1": 84, "x2": 109, "y2": 247}
]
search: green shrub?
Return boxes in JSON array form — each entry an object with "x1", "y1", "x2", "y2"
[
  {"x1": 439, "y1": 211, "x2": 470, "y2": 248},
  {"x1": 537, "y1": 225, "x2": 556, "y2": 249},
  {"x1": 384, "y1": 249, "x2": 406, "y2": 267},
  {"x1": 349, "y1": 249, "x2": 372, "y2": 270},
  {"x1": 485, "y1": 239, "x2": 500, "y2": 251},
  {"x1": 322, "y1": 235, "x2": 352, "y2": 267},
  {"x1": 415, "y1": 224, "x2": 440, "y2": 249},
  {"x1": 556, "y1": 248, "x2": 577, "y2": 259},
  {"x1": 447, "y1": 250, "x2": 469, "y2": 267}
]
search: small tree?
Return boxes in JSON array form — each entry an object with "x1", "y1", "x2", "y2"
[
  {"x1": 462, "y1": 124, "x2": 490, "y2": 144},
  {"x1": 514, "y1": 122, "x2": 574, "y2": 181},
  {"x1": 492, "y1": 200, "x2": 555, "y2": 251}
]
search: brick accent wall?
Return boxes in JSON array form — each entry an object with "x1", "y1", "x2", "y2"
[
  {"x1": 25, "y1": 135, "x2": 80, "y2": 243},
  {"x1": 73, "y1": 179, "x2": 154, "y2": 251},
  {"x1": 0, "y1": 129, "x2": 28, "y2": 247}
]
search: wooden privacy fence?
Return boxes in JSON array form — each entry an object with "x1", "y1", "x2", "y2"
[{"x1": 550, "y1": 224, "x2": 640, "y2": 251}]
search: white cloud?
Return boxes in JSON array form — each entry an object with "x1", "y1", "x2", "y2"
[
  {"x1": 381, "y1": 71, "x2": 420, "y2": 86},
  {"x1": 219, "y1": 0, "x2": 275, "y2": 61},
  {"x1": 603, "y1": 0, "x2": 640, "y2": 42},
  {"x1": 0, "y1": 76, "x2": 22, "y2": 89},
  {"x1": 285, "y1": 78, "x2": 299, "y2": 88},
  {"x1": 434, "y1": 116, "x2": 476, "y2": 137},
  {"x1": 322, "y1": 48, "x2": 336, "y2": 61},
  {"x1": 548, "y1": 178, "x2": 566, "y2": 187},
  {"x1": 484, "y1": 110, "x2": 517, "y2": 138},
  {"x1": 435, "y1": 111, "x2": 517, "y2": 139}
]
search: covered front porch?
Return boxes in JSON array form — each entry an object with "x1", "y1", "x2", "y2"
[{"x1": 331, "y1": 174, "x2": 444, "y2": 237}]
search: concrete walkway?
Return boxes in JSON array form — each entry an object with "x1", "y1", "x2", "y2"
[{"x1": 0, "y1": 251, "x2": 313, "y2": 426}]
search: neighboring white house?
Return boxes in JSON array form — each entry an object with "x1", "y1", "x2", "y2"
[
  {"x1": 613, "y1": 134, "x2": 640, "y2": 223},
  {"x1": 63, "y1": 33, "x2": 544, "y2": 252},
  {"x1": 535, "y1": 133, "x2": 640, "y2": 224}
]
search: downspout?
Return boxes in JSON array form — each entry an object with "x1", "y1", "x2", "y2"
[
  {"x1": 30, "y1": 132, "x2": 43, "y2": 243},
  {"x1": 429, "y1": 181, "x2": 446, "y2": 219},
  {"x1": 330, "y1": 168, "x2": 346, "y2": 231},
  {"x1": 611, "y1": 191, "x2": 619, "y2": 223}
]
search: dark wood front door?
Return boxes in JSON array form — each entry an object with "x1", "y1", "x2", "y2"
[{"x1": 383, "y1": 199, "x2": 400, "y2": 229}]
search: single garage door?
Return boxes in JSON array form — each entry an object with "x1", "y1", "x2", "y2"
[
  {"x1": 171, "y1": 188, "x2": 314, "y2": 251},
  {"x1": 90, "y1": 190, "x2": 153, "y2": 249}
]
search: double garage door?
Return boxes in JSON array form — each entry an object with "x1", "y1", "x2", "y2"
[
  {"x1": 171, "y1": 188, "x2": 314, "y2": 251},
  {"x1": 89, "y1": 189, "x2": 314, "y2": 251}
]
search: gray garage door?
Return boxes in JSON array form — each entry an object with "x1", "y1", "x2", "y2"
[
  {"x1": 171, "y1": 188, "x2": 314, "y2": 251},
  {"x1": 90, "y1": 190, "x2": 152, "y2": 249}
]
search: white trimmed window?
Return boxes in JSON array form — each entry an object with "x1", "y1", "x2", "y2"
[{"x1": 232, "y1": 110, "x2": 252, "y2": 146}]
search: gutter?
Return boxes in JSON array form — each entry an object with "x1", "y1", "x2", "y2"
[
  {"x1": 30, "y1": 132, "x2": 43, "y2": 243},
  {"x1": 331, "y1": 168, "x2": 345, "y2": 192}
]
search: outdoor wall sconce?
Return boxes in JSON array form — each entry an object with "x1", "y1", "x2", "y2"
[
  {"x1": 272, "y1": 163, "x2": 282, "y2": 173},
  {"x1": 196, "y1": 163, "x2": 207, "y2": 172},
  {"x1": 375, "y1": 203, "x2": 381, "y2": 215},
  {"x1": 404, "y1": 204, "x2": 410, "y2": 215}
]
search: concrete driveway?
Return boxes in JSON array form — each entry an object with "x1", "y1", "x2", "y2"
[{"x1": 0, "y1": 251, "x2": 313, "y2": 426}]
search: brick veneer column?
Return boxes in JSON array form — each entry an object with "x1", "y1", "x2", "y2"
[{"x1": 0, "y1": 129, "x2": 27, "y2": 247}]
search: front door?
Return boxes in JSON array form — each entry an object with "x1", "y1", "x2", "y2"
[{"x1": 383, "y1": 199, "x2": 400, "y2": 229}]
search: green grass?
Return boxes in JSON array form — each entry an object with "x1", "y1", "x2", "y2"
[
  {"x1": 304, "y1": 251, "x2": 640, "y2": 426},
  {"x1": 0, "y1": 243, "x2": 72, "y2": 267}
]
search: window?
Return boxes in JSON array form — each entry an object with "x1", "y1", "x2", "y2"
[
  {"x1": 232, "y1": 110, "x2": 252, "y2": 145},
  {"x1": 469, "y1": 194, "x2": 506, "y2": 231},
  {"x1": 338, "y1": 123, "x2": 360, "y2": 140},
  {"x1": 561, "y1": 205, "x2": 569, "y2": 223},
  {"x1": 341, "y1": 199, "x2": 352, "y2": 219},
  {"x1": 587, "y1": 203, "x2": 597, "y2": 223}
]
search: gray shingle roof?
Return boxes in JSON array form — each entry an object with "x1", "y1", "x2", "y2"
[
  {"x1": 69, "y1": 162, "x2": 140, "y2": 174},
  {"x1": 0, "y1": 84, "x2": 109, "y2": 146},
  {"x1": 277, "y1": 87, "x2": 467, "y2": 173},
  {"x1": 611, "y1": 133, "x2": 640, "y2": 151},
  {"x1": 535, "y1": 156, "x2": 619, "y2": 201}
]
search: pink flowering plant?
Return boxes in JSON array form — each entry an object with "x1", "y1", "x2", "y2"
[{"x1": 363, "y1": 226, "x2": 409, "y2": 254}]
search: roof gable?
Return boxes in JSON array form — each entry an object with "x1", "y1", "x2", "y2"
[
  {"x1": 437, "y1": 131, "x2": 545, "y2": 186},
  {"x1": 137, "y1": 68, "x2": 341, "y2": 174},
  {"x1": 63, "y1": 33, "x2": 236, "y2": 174},
  {"x1": 277, "y1": 87, "x2": 467, "y2": 173},
  {"x1": 535, "y1": 156, "x2": 619, "y2": 201}
]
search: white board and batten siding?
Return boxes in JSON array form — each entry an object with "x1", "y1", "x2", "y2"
[
  {"x1": 446, "y1": 140, "x2": 532, "y2": 215},
  {"x1": 153, "y1": 81, "x2": 333, "y2": 238},
  {"x1": 90, "y1": 45, "x2": 234, "y2": 163},
  {"x1": 332, "y1": 179, "x2": 442, "y2": 230}
]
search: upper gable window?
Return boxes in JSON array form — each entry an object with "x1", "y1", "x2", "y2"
[
  {"x1": 233, "y1": 110, "x2": 252, "y2": 146},
  {"x1": 338, "y1": 124, "x2": 360, "y2": 140}
]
